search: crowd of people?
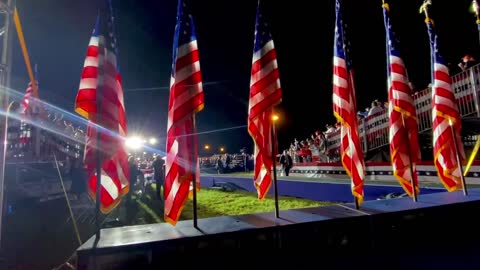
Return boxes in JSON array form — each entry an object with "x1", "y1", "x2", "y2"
[
  {"x1": 283, "y1": 55, "x2": 479, "y2": 166},
  {"x1": 199, "y1": 153, "x2": 254, "y2": 174},
  {"x1": 285, "y1": 98, "x2": 390, "y2": 164}
]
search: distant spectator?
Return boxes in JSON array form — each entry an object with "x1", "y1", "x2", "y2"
[
  {"x1": 70, "y1": 158, "x2": 86, "y2": 199},
  {"x1": 152, "y1": 155, "x2": 165, "y2": 200},
  {"x1": 279, "y1": 150, "x2": 293, "y2": 176},
  {"x1": 458, "y1": 54, "x2": 476, "y2": 71},
  {"x1": 325, "y1": 124, "x2": 336, "y2": 134},
  {"x1": 408, "y1": 82, "x2": 415, "y2": 91},
  {"x1": 368, "y1": 100, "x2": 383, "y2": 116},
  {"x1": 128, "y1": 156, "x2": 139, "y2": 198}
]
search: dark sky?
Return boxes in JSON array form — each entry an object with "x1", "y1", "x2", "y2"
[{"x1": 11, "y1": 0, "x2": 480, "y2": 155}]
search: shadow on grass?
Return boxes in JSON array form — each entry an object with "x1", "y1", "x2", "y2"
[
  {"x1": 119, "y1": 184, "x2": 225, "y2": 224},
  {"x1": 180, "y1": 199, "x2": 225, "y2": 221}
]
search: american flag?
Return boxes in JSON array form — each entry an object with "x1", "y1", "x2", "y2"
[
  {"x1": 165, "y1": 0, "x2": 204, "y2": 225},
  {"x1": 332, "y1": 0, "x2": 365, "y2": 204},
  {"x1": 248, "y1": 2, "x2": 282, "y2": 200},
  {"x1": 74, "y1": 2, "x2": 129, "y2": 213},
  {"x1": 21, "y1": 81, "x2": 34, "y2": 114},
  {"x1": 383, "y1": 3, "x2": 420, "y2": 197},
  {"x1": 426, "y1": 15, "x2": 465, "y2": 191}
]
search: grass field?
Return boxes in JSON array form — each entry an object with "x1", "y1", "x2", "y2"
[
  {"x1": 124, "y1": 184, "x2": 332, "y2": 225},
  {"x1": 181, "y1": 188, "x2": 332, "y2": 219}
]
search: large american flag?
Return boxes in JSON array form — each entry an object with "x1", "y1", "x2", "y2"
[
  {"x1": 332, "y1": 0, "x2": 365, "y2": 204},
  {"x1": 383, "y1": 3, "x2": 420, "y2": 197},
  {"x1": 248, "y1": 2, "x2": 282, "y2": 200},
  {"x1": 165, "y1": 0, "x2": 204, "y2": 225},
  {"x1": 426, "y1": 15, "x2": 465, "y2": 191},
  {"x1": 74, "y1": 2, "x2": 130, "y2": 213}
]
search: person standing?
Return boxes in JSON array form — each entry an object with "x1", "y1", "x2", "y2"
[
  {"x1": 279, "y1": 150, "x2": 293, "y2": 176},
  {"x1": 128, "y1": 156, "x2": 139, "y2": 199},
  {"x1": 152, "y1": 155, "x2": 165, "y2": 200},
  {"x1": 70, "y1": 157, "x2": 86, "y2": 200}
]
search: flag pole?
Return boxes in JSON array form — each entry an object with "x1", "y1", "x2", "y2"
[
  {"x1": 94, "y1": 10, "x2": 107, "y2": 240},
  {"x1": 191, "y1": 114, "x2": 198, "y2": 228},
  {"x1": 271, "y1": 112, "x2": 280, "y2": 218},
  {"x1": 473, "y1": 0, "x2": 480, "y2": 46},
  {"x1": 354, "y1": 184, "x2": 359, "y2": 209},
  {"x1": 94, "y1": 85, "x2": 103, "y2": 240},
  {"x1": 449, "y1": 120, "x2": 468, "y2": 195}
]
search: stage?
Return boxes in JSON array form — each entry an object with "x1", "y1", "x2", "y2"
[{"x1": 77, "y1": 189, "x2": 480, "y2": 269}]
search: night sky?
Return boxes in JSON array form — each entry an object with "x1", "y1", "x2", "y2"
[{"x1": 11, "y1": 0, "x2": 480, "y2": 155}]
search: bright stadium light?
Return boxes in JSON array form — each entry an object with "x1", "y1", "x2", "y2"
[
  {"x1": 149, "y1": 137, "x2": 157, "y2": 145},
  {"x1": 125, "y1": 136, "x2": 143, "y2": 150}
]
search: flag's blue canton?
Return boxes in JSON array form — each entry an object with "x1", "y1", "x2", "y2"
[
  {"x1": 426, "y1": 22, "x2": 446, "y2": 66},
  {"x1": 104, "y1": 9, "x2": 117, "y2": 54},
  {"x1": 108, "y1": 0, "x2": 121, "y2": 73},
  {"x1": 343, "y1": 23, "x2": 353, "y2": 70},
  {"x1": 172, "y1": 0, "x2": 197, "y2": 72},
  {"x1": 94, "y1": 2, "x2": 118, "y2": 59},
  {"x1": 334, "y1": 0, "x2": 346, "y2": 61},
  {"x1": 384, "y1": 8, "x2": 400, "y2": 58},
  {"x1": 253, "y1": 5, "x2": 273, "y2": 53},
  {"x1": 92, "y1": 15, "x2": 100, "y2": 37}
]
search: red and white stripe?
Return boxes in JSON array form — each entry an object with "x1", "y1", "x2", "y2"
[
  {"x1": 75, "y1": 31, "x2": 130, "y2": 213},
  {"x1": 387, "y1": 55, "x2": 421, "y2": 196},
  {"x1": 165, "y1": 39, "x2": 204, "y2": 225},
  {"x1": 248, "y1": 40, "x2": 282, "y2": 200},
  {"x1": 332, "y1": 56, "x2": 365, "y2": 203},
  {"x1": 21, "y1": 82, "x2": 33, "y2": 114},
  {"x1": 432, "y1": 62, "x2": 465, "y2": 191}
]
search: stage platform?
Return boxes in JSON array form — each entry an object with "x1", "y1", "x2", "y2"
[{"x1": 77, "y1": 189, "x2": 480, "y2": 269}]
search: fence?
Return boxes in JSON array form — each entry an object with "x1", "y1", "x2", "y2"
[{"x1": 324, "y1": 64, "x2": 480, "y2": 157}]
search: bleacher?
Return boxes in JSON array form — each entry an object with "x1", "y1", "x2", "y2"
[
  {"x1": 200, "y1": 154, "x2": 252, "y2": 174},
  {"x1": 325, "y1": 64, "x2": 480, "y2": 157}
]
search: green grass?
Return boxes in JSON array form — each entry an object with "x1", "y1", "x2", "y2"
[
  {"x1": 180, "y1": 188, "x2": 332, "y2": 219},
  {"x1": 125, "y1": 184, "x2": 332, "y2": 224}
]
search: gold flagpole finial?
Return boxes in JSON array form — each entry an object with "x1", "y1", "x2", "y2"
[
  {"x1": 419, "y1": 0, "x2": 433, "y2": 22},
  {"x1": 382, "y1": 0, "x2": 390, "y2": 11},
  {"x1": 472, "y1": 0, "x2": 480, "y2": 24}
]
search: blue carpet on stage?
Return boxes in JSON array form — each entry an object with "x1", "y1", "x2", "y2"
[{"x1": 200, "y1": 175, "x2": 444, "y2": 202}]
